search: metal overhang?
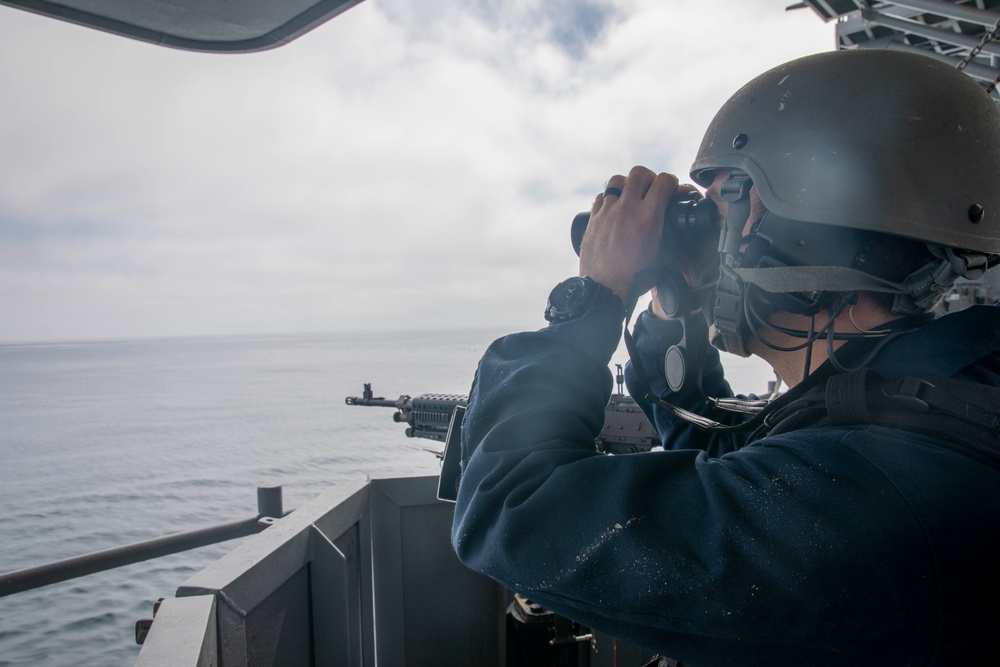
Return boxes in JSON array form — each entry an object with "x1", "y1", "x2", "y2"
[{"x1": 0, "y1": 0, "x2": 366, "y2": 52}]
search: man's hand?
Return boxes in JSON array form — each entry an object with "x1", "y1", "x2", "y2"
[{"x1": 579, "y1": 166, "x2": 678, "y2": 304}]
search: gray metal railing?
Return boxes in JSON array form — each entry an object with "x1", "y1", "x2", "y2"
[{"x1": 0, "y1": 485, "x2": 285, "y2": 599}]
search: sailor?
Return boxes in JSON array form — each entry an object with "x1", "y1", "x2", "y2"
[{"x1": 451, "y1": 49, "x2": 1000, "y2": 665}]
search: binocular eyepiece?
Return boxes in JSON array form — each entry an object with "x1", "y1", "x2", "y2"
[{"x1": 570, "y1": 191, "x2": 720, "y2": 258}]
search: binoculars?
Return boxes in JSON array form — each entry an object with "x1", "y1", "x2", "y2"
[{"x1": 570, "y1": 191, "x2": 720, "y2": 258}]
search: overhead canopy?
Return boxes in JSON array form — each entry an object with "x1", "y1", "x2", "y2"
[
  {"x1": 795, "y1": 0, "x2": 1000, "y2": 90},
  {"x1": 0, "y1": 0, "x2": 366, "y2": 52}
]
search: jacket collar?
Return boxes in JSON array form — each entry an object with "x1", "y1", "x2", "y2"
[{"x1": 864, "y1": 305, "x2": 1000, "y2": 379}]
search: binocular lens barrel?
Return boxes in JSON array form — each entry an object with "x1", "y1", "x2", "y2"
[{"x1": 570, "y1": 192, "x2": 720, "y2": 257}]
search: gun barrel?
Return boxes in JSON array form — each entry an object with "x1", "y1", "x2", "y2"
[
  {"x1": 344, "y1": 395, "x2": 410, "y2": 408},
  {"x1": 345, "y1": 382, "x2": 411, "y2": 409}
]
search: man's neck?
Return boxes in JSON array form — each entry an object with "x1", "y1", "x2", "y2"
[{"x1": 750, "y1": 298, "x2": 899, "y2": 387}]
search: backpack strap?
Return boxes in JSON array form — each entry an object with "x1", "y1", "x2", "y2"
[
  {"x1": 825, "y1": 370, "x2": 871, "y2": 425},
  {"x1": 760, "y1": 370, "x2": 1000, "y2": 465}
]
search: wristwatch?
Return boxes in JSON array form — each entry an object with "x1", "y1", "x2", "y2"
[{"x1": 544, "y1": 276, "x2": 621, "y2": 323}]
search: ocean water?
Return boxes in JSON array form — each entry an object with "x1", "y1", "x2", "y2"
[{"x1": 0, "y1": 328, "x2": 773, "y2": 666}]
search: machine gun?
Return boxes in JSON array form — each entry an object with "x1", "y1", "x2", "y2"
[
  {"x1": 345, "y1": 384, "x2": 468, "y2": 443},
  {"x1": 345, "y1": 365, "x2": 660, "y2": 455}
]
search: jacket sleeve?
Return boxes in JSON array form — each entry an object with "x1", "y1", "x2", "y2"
[{"x1": 450, "y1": 304, "x2": 945, "y2": 663}]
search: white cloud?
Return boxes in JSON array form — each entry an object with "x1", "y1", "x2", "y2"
[{"x1": 0, "y1": 0, "x2": 832, "y2": 342}]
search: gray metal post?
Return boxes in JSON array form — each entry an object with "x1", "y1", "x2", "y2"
[{"x1": 257, "y1": 485, "x2": 284, "y2": 518}]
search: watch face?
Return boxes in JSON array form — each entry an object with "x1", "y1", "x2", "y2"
[
  {"x1": 545, "y1": 276, "x2": 621, "y2": 323},
  {"x1": 559, "y1": 277, "x2": 587, "y2": 304},
  {"x1": 546, "y1": 277, "x2": 590, "y2": 322}
]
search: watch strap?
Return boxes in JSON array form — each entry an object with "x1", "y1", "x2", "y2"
[{"x1": 545, "y1": 276, "x2": 621, "y2": 323}]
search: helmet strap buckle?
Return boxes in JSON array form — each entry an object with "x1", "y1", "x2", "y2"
[
  {"x1": 943, "y1": 247, "x2": 990, "y2": 280},
  {"x1": 708, "y1": 172, "x2": 755, "y2": 357}
]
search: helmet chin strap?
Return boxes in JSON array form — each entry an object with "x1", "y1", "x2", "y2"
[{"x1": 706, "y1": 172, "x2": 755, "y2": 357}]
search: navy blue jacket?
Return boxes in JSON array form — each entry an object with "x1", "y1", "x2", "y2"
[{"x1": 452, "y1": 303, "x2": 1000, "y2": 666}]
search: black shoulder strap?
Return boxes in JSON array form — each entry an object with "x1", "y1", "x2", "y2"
[
  {"x1": 759, "y1": 369, "x2": 1000, "y2": 465},
  {"x1": 825, "y1": 371, "x2": 871, "y2": 425}
]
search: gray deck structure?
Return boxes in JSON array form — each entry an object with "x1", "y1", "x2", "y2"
[
  {"x1": 134, "y1": 476, "x2": 651, "y2": 666},
  {"x1": 135, "y1": 477, "x2": 501, "y2": 666}
]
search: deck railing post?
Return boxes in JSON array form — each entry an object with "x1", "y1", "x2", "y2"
[{"x1": 257, "y1": 485, "x2": 283, "y2": 519}]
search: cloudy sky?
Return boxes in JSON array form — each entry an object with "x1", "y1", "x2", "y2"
[{"x1": 0, "y1": 0, "x2": 833, "y2": 343}]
